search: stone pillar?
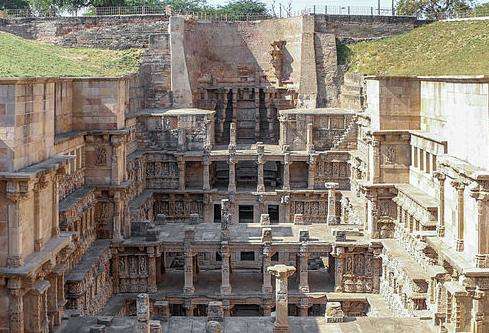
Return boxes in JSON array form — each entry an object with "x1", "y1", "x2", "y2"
[
  {"x1": 222, "y1": 300, "x2": 232, "y2": 317},
  {"x1": 228, "y1": 154, "x2": 237, "y2": 193},
  {"x1": 371, "y1": 139, "x2": 381, "y2": 183},
  {"x1": 204, "y1": 117, "x2": 213, "y2": 152},
  {"x1": 228, "y1": 122, "x2": 237, "y2": 151},
  {"x1": 147, "y1": 247, "x2": 157, "y2": 293},
  {"x1": 113, "y1": 192, "x2": 123, "y2": 241},
  {"x1": 184, "y1": 300, "x2": 194, "y2": 317},
  {"x1": 177, "y1": 128, "x2": 186, "y2": 152},
  {"x1": 434, "y1": 172, "x2": 446, "y2": 237},
  {"x1": 220, "y1": 243, "x2": 232, "y2": 295},
  {"x1": 279, "y1": 115, "x2": 288, "y2": 149},
  {"x1": 221, "y1": 199, "x2": 231, "y2": 240},
  {"x1": 178, "y1": 158, "x2": 186, "y2": 191},
  {"x1": 257, "y1": 143, "x2": 266, "y2": 192},
  {"x1": 184, "y1": 252, "x2": 195, "y2": 294},
  {"x1": 333, "y1": 247, "x2": 345, "y2": 292},
  {"x1": 47, "y1": 274, "x2": 59, "y2": 329},
  {"x1": 267, "y1": 265, "x2": 296, "y2": 333},
  {"x1": 262, "y1": 246, "x2": 273, "y2": 294},
  {"x1": 6, "y1": 183, "x2": 25, "y2": 267},
  {"x1": 52, "y1": 172, "x2": 61, "y2": 237},
  {"x1": 208, "y1": 301, "x2": 224, "y2": 322},
  {"x1": 471, "y1": 288, "x2": 485, "y2": 333},
  {"x1": 470, "y1": 187, "x2": 489, "y2": 268},
  {"x1": 307, "y1": 155, "x2": 317, "y2": 190},
  {"x1": 325, "y1": 182, "x2": 339, "y2": 225},
  {"x1": 260, "y1": 214, "x2": 270, "y2": 226},
  {"x1": 257, "y1": 155, "x2": 266, "y2": 192},
  {"x1": 8, "y1": 279, "x2": 24, "y2": 333},
  {"x1": 298, "y1": 244, "x2": 309, "y2": 293},
  {"x1": 154, "y1": 301, "x2": 170, "y2": 321},
  {"x1": 184, "y1": 229, "x2": 195, "y2": 295},
  {"x1": 136, "y1": 294, "x2": 150, "y2": 333},
  {"x1": 203, "y1": 155, "x2": 211, "y2": 191},
  {"x1": 306, "y1": 123, "x2": 314, "y2": 153},
  {"x1": 298, "y1": 298, "x2": 310, "y2": 317},
  {"x1": 451, "y1": 180, "x2": 465, "y2": 252},
  {"x1": 283, "y1": 154, "x2": 291, "y2": 190},
  {"x1": 262, "y1": 302, "x2": 273, "y2": 316}
]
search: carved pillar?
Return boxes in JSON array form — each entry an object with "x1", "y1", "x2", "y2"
[
  {"x1": 371, "y1": 139, "x2": 381, "y2": 183},
  {"x1": 262, "y1": 245, "x2": 273, "y2": 294},
  {"x1": 113, "y1": 192, "x2": 123, "y2": 241},
  {"x1": 267, "y1": 265, "x2": 296, "y2": 333},
  {"x1": 279, "y1": 115, "x2": 288, "y2": 149},
  {"x1": 470, "y1": 187, "x2": 489, "y2": 268},
  {"x1": 177, "y1": 128, "x2": 186, "y2": 152},
  {"x1": 203, "y1": 155, "x2": 211, "y2": 191},
  {"x1": 147, "y1": 247, "x2": 157, "y2": 293},
  {"x1": 262, "y1": 302, "x2": 273, "y2": 316},
  {"x1": 283, "y1": 154, "x2": 291, "y2": 190},
  {"x1": 33, "y1": 180, "x2": 42, "y2": 252},
  {"x1": 434, "y1": 171, "x2": 446, "y2": 237},
  {"x1": 471, "y1": 288, "x2": 485, "y2": 333},
  {"x1": 6, "y1": 182, "x2": 28, "y2": 267},
  {"x1": 184, "y1": 252, "x2": 195, "y2": 295},
  {"x1": 254, "y1": 92, "x2": 261, "y2": 141},
  {"x1": 8, "y1": 279, "x2": 24, "y2": 333},
  {"x1": 228, "y1": 154, "x2": 237, "y2": 193},
  {"x1": 47, "y1": 274, "x2": 59, "y2": 329},
  {"x1": 306, "y1": 123, "x2": 314, "y2": 153},
  {"x1": 111, "y1": 136, "x2": 125, "y2": 185},
  {"x1": 220, "y1": 243, "x2": 232, "y2": 295},
  {"x1": 52, "y1": 172, "x2": 61, "y2": 237},
  {"x1": 228, "y1": 122, "x2": 237, "y2": 151},
  {"x1": 136, "y1": 293, "x2": 150, "y2": 333},
  {"x1": 298, "y1": 244, "x2": 309, "y2": 293},
  {"x1": 204, "y1": 117, "x2": 213, "y2": 151},
  {"x1": 325, "y1": 182, "x2": 339, "y2": 225},
  {"x1": 257, "y1": 154, "x2": 265, "y2": 192},
  {"x1": 333, "y1": 247, "x2": 345, "y2": 292},
  {"x1": 178, "y1": 158, "x2": 185, "y2": 191},
  {"x1": 307, "y1": 155, "x2": 317, "y2": 190},
  {"x1": 451, "y1": 180, "x2": 465, "y2": 252},
  {"x1": 298, "y1": 298, "x2": 310, "y2": 317}
]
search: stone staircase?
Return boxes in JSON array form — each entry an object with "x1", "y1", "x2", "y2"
[{"x1": 332, "y1": 115, "x2": 358, "y2": 150}]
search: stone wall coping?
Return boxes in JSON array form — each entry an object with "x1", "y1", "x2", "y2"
[
  {"x1": 365, "y1": 74, "x2": 489, "y2": 83},
  {"x1": 0, "y1": 232, "x2": 73, "y2": 277},
  {"x1": 0, "y1": 74, "x2": 136, "y2": 84},
  {"x1": 279, "y1": 107, "x2": 357, "y2": 115}
]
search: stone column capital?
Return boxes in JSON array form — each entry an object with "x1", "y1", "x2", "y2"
[
  {"x1": 268, "y1": 264, "x2": 296, "y2": 279},
  {"x1": 451, "y1": 179, "x2": 466, "y2": 191}
]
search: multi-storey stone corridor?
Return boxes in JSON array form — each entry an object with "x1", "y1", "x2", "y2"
[{"x1": 0, "y1": 13, "x2": 488, "y2": 333}]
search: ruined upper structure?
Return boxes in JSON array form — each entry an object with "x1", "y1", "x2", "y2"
[{"x1": 0, "y1": 12, "x2": 487, "y2": 333}]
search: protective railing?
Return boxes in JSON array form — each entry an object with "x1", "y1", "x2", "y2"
[{"x1": 0, "y1": 4, "x2": 415, "y2": 20}]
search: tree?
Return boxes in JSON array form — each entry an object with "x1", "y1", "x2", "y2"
[
  {"x1": 217, "y1": 0, "x2": 268, "y2": 19},
  {"x1": 0, "y1": 0, "x2": 30, "y2": 9},
  {"x1": 396, "y1": 0, "x2": 473, "y2": 19}
]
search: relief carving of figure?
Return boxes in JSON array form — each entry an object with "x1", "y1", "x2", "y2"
[{"x1": 95, "y1": 146, "x2": 108, "y2": 166}]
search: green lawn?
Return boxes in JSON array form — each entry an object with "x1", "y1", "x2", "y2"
[
  {"x1": 0, "y1": 32, "x2": 143, "y2": 77},
  {"x1": 341, "y1": 20, "x2": 489, "y2": 76}
]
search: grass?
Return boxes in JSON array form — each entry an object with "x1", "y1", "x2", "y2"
[
  {"x1": 0, "y1": 32, "x2": 143, "y2": 78},
  {"x1": 341, "y1": 20, "x2": 489, "y2": 76}
]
